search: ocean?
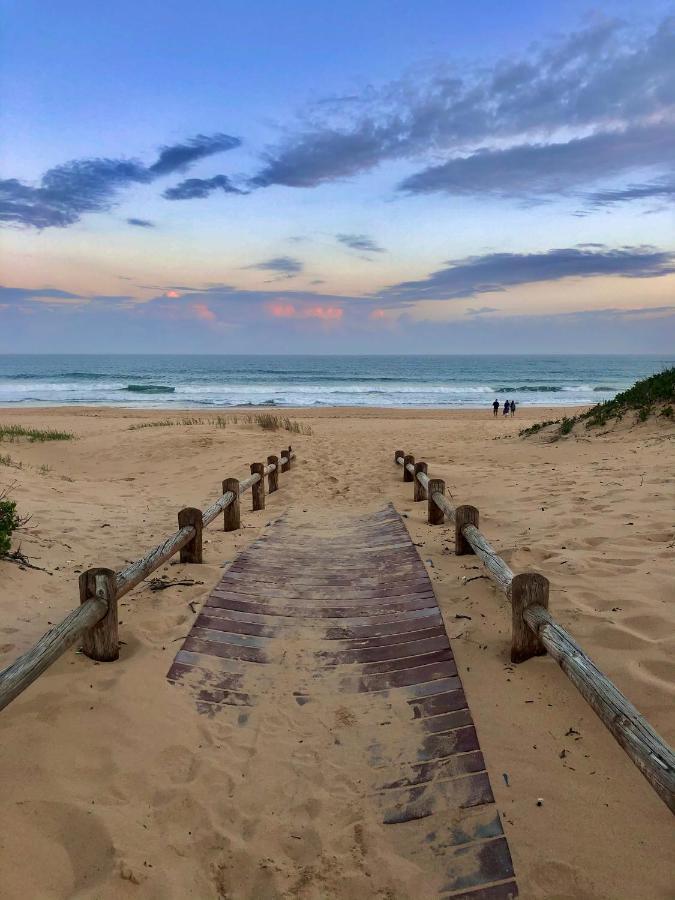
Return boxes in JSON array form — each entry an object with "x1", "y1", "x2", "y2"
[{"x1": 0, "y1": 354, "x2": 671, "y2": 409}]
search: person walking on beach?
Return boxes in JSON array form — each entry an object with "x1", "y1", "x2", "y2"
[
  {"x1": 493, "y1": 399, "x2": 499, "y2": 416},
  {"x1": 502, "y1": 400, "x2": 510, "y2": 416},
  {"x1": 510, "y1": 400, "x2": 516, "y2": 417}
]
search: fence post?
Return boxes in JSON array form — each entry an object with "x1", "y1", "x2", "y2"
[
  {"x1": 427, "y1": 478, "x2": 445, "y2": 525},
  {"x1": 222, "y1": 478, "x2": 240, "y2": 531},
  {"x1": 251, "y1": 462, "x2": 265, "y2": 510},
  {"x1": 79, "y1": 568, "x2": 119, "y2": 662},
  {"x1": 281, "y1": 449, "x2": 290, "y2": 473},
  {"x1": 413, "y1": 461, "x2": 428, "y2": 501},
  {"x1": 455, "y1": 505, "x2": 479, "y2": 555},
  {"x1": 403, "y1": 453, "x2": 415, "y2": 482},
  {"x1": 286, "y1": 446, "x2": 292, "y2": 470},
  {"x1": 267, "y1": 455, "x2": 279, "y2": 493},
  {"x1": 511, "y1": 573, "x2": 549, "y2": 663},
  {"x1": 394, "y1": 449, "x2": 404, "y2": 466},
  {"x1": 178, "y1": 508, "x2": 203, "y2": 563}
]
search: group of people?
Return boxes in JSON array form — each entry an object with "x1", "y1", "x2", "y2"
[{"x1": 492, "y1": 399, "x2": 516, "y2": 417}]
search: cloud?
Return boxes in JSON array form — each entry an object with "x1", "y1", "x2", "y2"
[
  {"x1": 584, "y1": 177, "x2": 675, "y2": 208},
  {"x1": 190, "y1": 302, "x2": 217, "y2": 322},
  {"x1": 249, "y1": 16, "x2": 675, "y2": 196},
  {"x1": 336, "y1": 233, "x2": 386, "y2": 253},
  {"x1": 268, "y1": 302, "x2": 296, "y2": 317},
  {"x1": 246, "y1": 256, "x2": 304, "y2": 275},
  {"x1": 1, "y1": 133, "x2": 241, "y2": 228},
  {"x1": 148, "y1": 134, "x2": 241, "y2": 176},
  {"x1": 162, "y1": 174, "x2": 246, "y2": 200},
  {"x1": 466, "y1": 306, "x2": 499, "y2": 315},
  {"x1": 265, "y1": 301, "x2": 342, "y2": 320},
  {"x1": 379, "y1": 245, "x2": 675, "y2": 302},
  {"x1": 127, "y1": 217, "x2": 155, "y2": 227},
  {"x1": 0, "y1": 284, "x2": 84, "y2": 303},
  {"x1": 399, "y1": 121, "x2": 675, "y2": 196}
]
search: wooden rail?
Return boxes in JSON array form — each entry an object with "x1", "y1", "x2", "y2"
[
  {"x1": 395, "y1": 451, "x2": 675, "y2": 814},
  {"x1": 0, "y1": 448, "x2": 296, "y2": 713}
]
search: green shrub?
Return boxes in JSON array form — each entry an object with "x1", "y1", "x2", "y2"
[
  {"x1": 0, "y1": 497, "x2": 20, "y2": 556},
  {"x1": 522, "y1": 367, "x2": 675, "y2": 438},
  {"x1": 559, "y1": 416, "x2": 576, "y2": 435}
]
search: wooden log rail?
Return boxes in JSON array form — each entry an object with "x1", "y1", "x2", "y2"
[
  {"x1": 0, "y1": 447, "x2": 296, "y2": 714},
  {"x1": 394, "y1": 450, "x2": 675, "y2": 815}
]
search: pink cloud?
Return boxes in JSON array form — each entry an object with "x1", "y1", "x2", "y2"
[
  {"x1": 370, "y1": 308, "x2": 386, "y2": 320},
  {"x1": 190, "y1": 302, "x2": 216, "y2": 321},
  {"x1": 165, "y1": 290, "x2": 181, "y2": 298},
  {"x1": 304, "y1": 305, "x2": 343, "y2": 320},
  {"x1": 268, "y1": 302, "x2": 296, "y2": 318}
]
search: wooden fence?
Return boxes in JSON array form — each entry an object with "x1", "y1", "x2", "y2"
[
  {"x1": 0, "y1": 447, "x2": 296, "y2": 713},
  {"x1": 394, "y1": 450, "x2": 675, "y2": 815}
]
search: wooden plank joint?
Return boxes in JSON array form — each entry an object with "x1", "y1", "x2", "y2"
[
  {"x1": 251, "y1": 463, "x2": 266, "y2": 511},
  {"x1": 178, "y1": 508, "x2": 203, "y2": 563},
  {"x1": 413, "y1": 461, "x2": 428, "y2": 501},
  {"x1": 455, "y1": 505, "x2": 479, "y2": 555},
  {"x1": 511, "y1": 573, "x2": 549, "y2": 663},
  {"x1": 79, "y1": 568, "x2": 119, "y2": 662},
  {"x1": 267, "y1": 455, "x2": 279, "y2": 493},
  {"x1": 428, "y1": 479, "x2": 445, "y2": 525},
  {"x1": 222, "y1": 478, "x2": 240, "y2": 531}
]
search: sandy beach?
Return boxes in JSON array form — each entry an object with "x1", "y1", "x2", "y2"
[{"x1": 0, "y1": 404, "x2": 673, "y2": 899}]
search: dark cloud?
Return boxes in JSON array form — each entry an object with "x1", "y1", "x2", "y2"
[
  {"x1": 584, "y1": 177, "x2": 675, "y2": 208},
  {"x1": 378, "y1": 246, "x2": 675, "y2": 302},
  {"x1": 127, "y1": 217, "x2": 155, "y2": 227},
  {"x1": 148, "y1": 134, "x2": 241, "y2": 176},
  {"x1": 0, "y1": 285, "x2": 84, "y2": 303},
  {"x1": 1, "y1": 160, "x2": 150, "y2": 228},
  {"x1": 246, "y1": 256, "x2": 304, "y2": 275},
  {"x1": 399, "y1": 121, "x2": 675, "y2": 196},
  {"x1": 336, "y1": 233, "x2": 386, "y2": 253},
  {"x1": 162, "y1": 174, "x2": 245, "y2": 200},
  {"x1": 1, "y1": 133, "x2": 241, "y2": 229},
  {"x1": 250, "y1": 17, "x2": 675, "y2": 194}
]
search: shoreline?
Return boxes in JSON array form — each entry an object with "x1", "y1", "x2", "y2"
[{"x1": 0, "y1": 403, "x2": 591, "y2": 415}]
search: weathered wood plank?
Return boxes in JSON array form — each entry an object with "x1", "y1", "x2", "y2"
[
  {"x1": 524, "y1": 603, "x2": 675, "y2": 814},
  {"x1": 0, "y1": 597, "x2": 107, "y2": 712}
]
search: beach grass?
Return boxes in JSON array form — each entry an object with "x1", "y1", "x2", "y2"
[
  {"x1": 0, "y1": 424, "x2": 75, "y2": 442},
  {"x1": 129, "y1": 413, "x2": 312, "y2": 435}
]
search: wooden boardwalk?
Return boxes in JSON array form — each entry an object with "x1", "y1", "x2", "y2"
[{"x1": 168, "y1": 505, "x2": 517, "y2": 899}]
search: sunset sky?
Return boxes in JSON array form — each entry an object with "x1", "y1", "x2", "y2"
[{"x1": 1, "y1": 0, "x2": 674, "y2": 353}]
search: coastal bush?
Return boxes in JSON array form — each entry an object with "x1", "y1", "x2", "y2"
[
  {"x1": 518, "y1": 419, "x2": 559, "y2": 437},
  {"x1": 0, "y1": 424, "x2": 74, "y2": 442},
  {"x1": 559, "y1": 416, "x2": 575, "y2": 435},
  {"x1": 521, "y1": 367, "x2": 675, "y2": 438},
  {"x1": 0, "y1": 495, "x2": 21, "y2": 556}
]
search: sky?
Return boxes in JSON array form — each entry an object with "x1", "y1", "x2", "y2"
[{"x1": 1, "y1": 0, "x2": 674, "y2": 353}]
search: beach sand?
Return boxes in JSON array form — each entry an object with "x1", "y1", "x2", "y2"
[{"x1": 0, "y1": 405, "x2": 673, "y2": 899}]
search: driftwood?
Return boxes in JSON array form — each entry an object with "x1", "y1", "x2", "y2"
[{"x1": 524, "y1": 603, "x2": 675, "y2": 814}]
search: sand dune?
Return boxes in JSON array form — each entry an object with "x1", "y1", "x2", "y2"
[{"x1": 0, "y1": 405, "x2": 673, "y2": 898}]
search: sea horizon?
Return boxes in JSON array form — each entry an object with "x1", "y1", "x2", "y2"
[{"x1": 0, "y1": 353, "x2": 671, "y2": 410}]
